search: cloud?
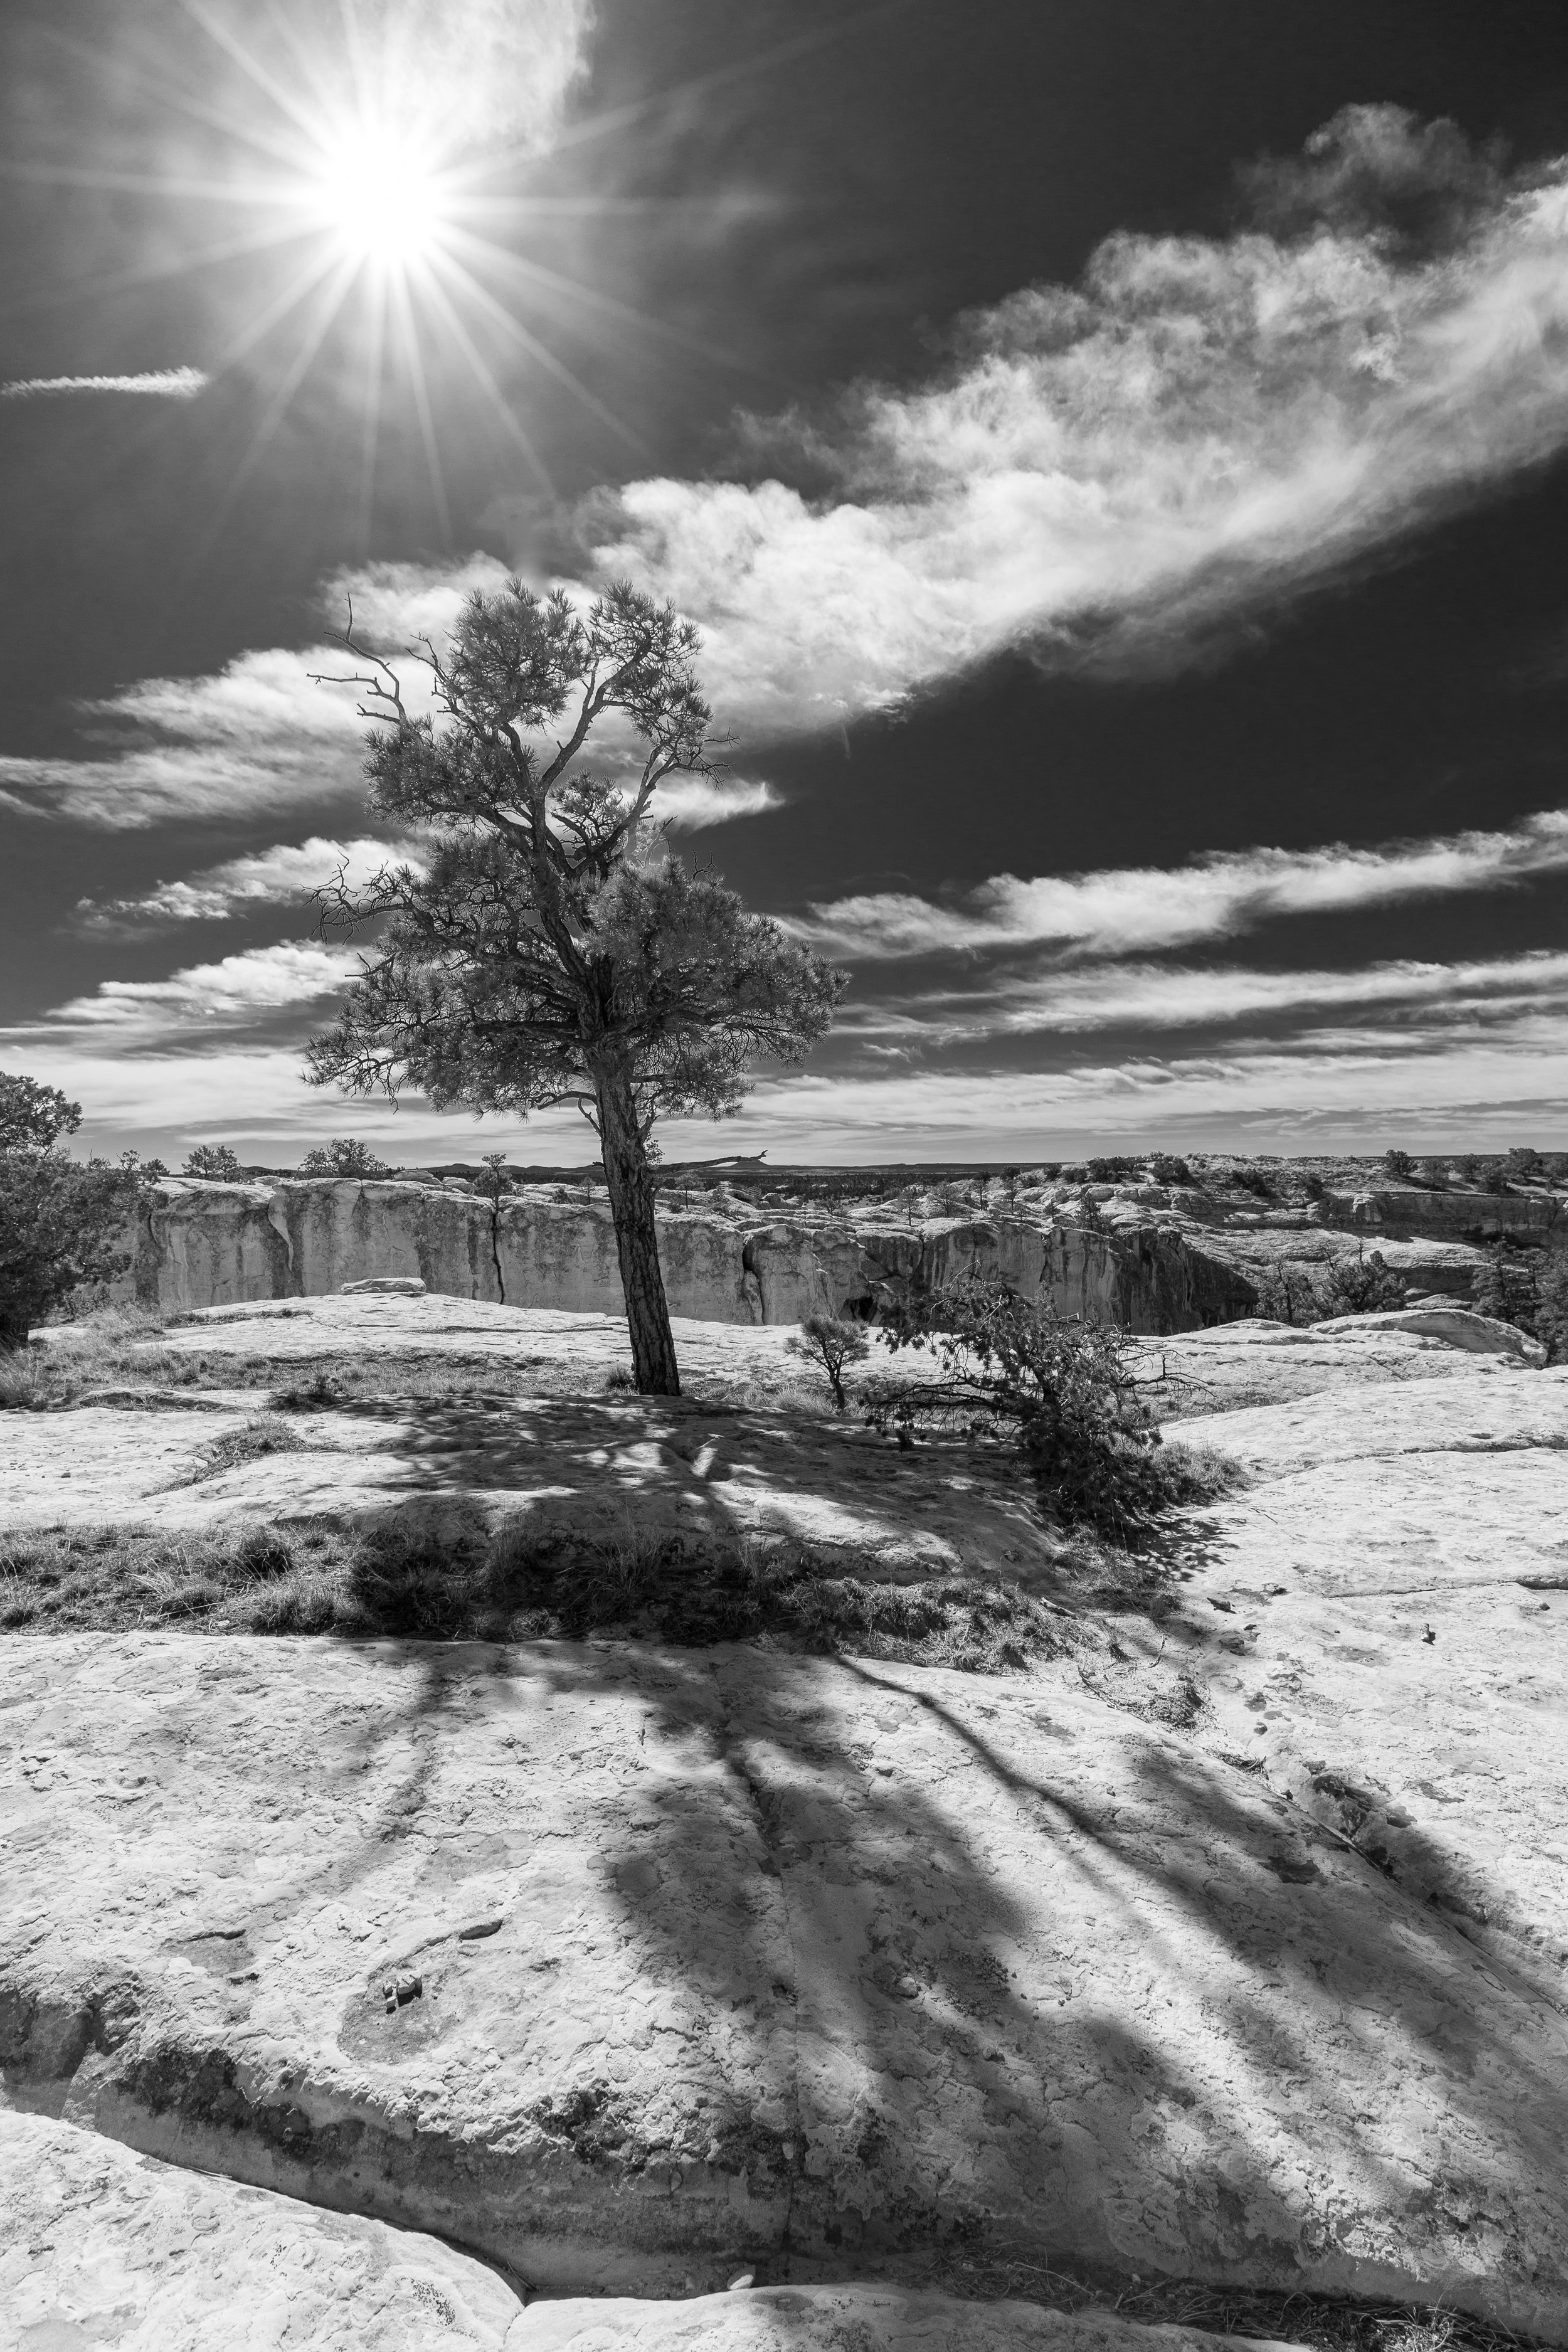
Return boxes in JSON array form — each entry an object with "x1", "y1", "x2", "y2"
[
  {"x1": 18, "y1": 927, "x2": 1568, "y2": 1160},
  {"x1": 656, "y1": 776, "x2": 781, "y2": 830},
  {"x1": 18, "y1": 103, "x2": 1568, "y2": 838},
  {"x1": 74, "y1": 837, "x2": 416, "y2": 930},
  {"x1": 802, "y1": 808, "x2": 1568, "y2": 961},
  {"x1": 28, "y1": 1012, "x2": 1568, "y2": 1162},
  {"x1": 564, "y1": 105, "x2": 1568, "y2": 731},
  {"x1": 357, "y1": 0, "x2": 595, "y2": 154},
  {"x1": 33, "y1": 941, "x2": 360, "y2": 1043},
  {"x1": 0, "y1": 368, "x2": 206, "y2": 401},
  {"x1": 707, "y1": 1015, "x2": 1568, "y2": 1157},
  {"x1": 0, "y1": 644, "x2": 430, "y2": 828},
  {"x1": 1, "y1": 562, "x2": 779, "y2": 832},
  {"x1": 842, "y1": 950, "x2": 1568, "y2": 1052}
]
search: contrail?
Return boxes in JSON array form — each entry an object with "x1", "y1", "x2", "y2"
[{"x1": 0, "y1": 366, "x2": 207, "y2": 400}]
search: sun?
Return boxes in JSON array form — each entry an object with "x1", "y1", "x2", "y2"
[{"x1": 311, "y1": 122, "x2": 449, "y2": 273}]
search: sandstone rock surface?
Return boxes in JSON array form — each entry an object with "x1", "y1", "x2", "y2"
[
  {"x1": 1, "y1": 2106, "x2": 1298, "y2": 2352},
  {"x1": 11, "y1": 1301, "x2": 1034, "y2": 1574},
  {"x1": 1163, "y1": 1365, "x2": 1568, "y2": 2006},
  {"x1": 115, "y1": 1181, "x2": 1253, "y2": 1335},
  {"x1": 0, "y1": 2102, "x2": 524, "y2": 2348},
  {"x1": 510, "y1": 2287, "x2": 1293, "y2": 2352},
  {"x1": 7, "y1": 1300, "x2": 1568, "y2": 2337},
  {"x1": 3, "y1": 1627, "x2": 1565, "y2": 2329}
]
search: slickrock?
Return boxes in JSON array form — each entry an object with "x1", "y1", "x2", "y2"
[
  {"x1": 1165, "y1": 1365, "x2": 1568, "y2": 2003},
  {"x1": 1, "y1": 2106, "x2": 1301, "y2": 2352},
  {"x1": 4, "y1": 1303, "x2": 1037, "y2": 1576},
  {"x1": 2, "y1": 1632, "x2": 1565, "y2": 2330},
  {"x1": 509, "y1": 2287, "x2": 1295, "y2": 2352},
  {"x1": 118, "y1": 1167, "x2": 1554, "y2": 1332},
  {"x1": 0, "y1": 1404, "x2": 259, "y2": 1525},
  {"x1": 0, "y1": 2102, "x2": 524, "y2": 2349}
]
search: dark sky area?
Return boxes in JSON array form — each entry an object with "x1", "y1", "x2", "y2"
[{"x1": 4, "y1": 0, "x2": 1568, "y2": 1161}]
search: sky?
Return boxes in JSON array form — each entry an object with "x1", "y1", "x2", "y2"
[{"x1": 5, "y1": 0, "x2": 1568, "y2": 1168}]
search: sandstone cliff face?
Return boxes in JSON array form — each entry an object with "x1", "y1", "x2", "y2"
[
  {"x1": 129, "y1": 1184, "x2": 1225, "y2": 1331},
  {"x1": 1325, "y1": 1185, "x2": 1562, "y2": 1244},
  {"x1": 121, "y1": 1174, "x2": 1524, "y2": 1338}
]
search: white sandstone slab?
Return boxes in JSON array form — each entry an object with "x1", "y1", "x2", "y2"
[
  {"x1": 512, "y1": 2287, "x2": 1294, "y2": 2352},
  {"x1": 0, "y1": 2101, "x2": 524, "y2": 2349},
  {"x1": 1, "y1": 1636, "x2": 1563, "y2": 2332}
]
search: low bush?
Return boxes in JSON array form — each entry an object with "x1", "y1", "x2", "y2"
[
  {"x1": 272, "y1": 1368, "x2": 340, "y2": 1410},
  {"x1": 297, "y1": 1137, "x2": 391, "y2": 1177},
  {"x1": 1534, "y1": 1258, "x2": 1568, "y2": 1362},
  {"x1": 1247, "y1": 1267, "x2": 1318, "y2": 1327},
  {"x1": 925, "y1": 1178, "x2": 985, "y2": 1216},
  {"x1": 1471, "y1": 1241, "x2": 1568, "y2": 1353},
  {"x1": 182, "y1": 1145, "x2": 242, "y2": 1179},
  {"x1": 1381, "y1": 1147, "x2": 1416, "y2": 1180},
  {"x1": 871, "y1": 1275, "x2": 1238, "y2": 1539},
  {"x1": 0, "y1": 1147, "x2": 140, "y2": 1350},
  {"x1": 787, "y1": 1313, "x2": 871, "y2": 1409},
  {"x1": 0, "y1": 1349, "x2": 53, "y2": 1409},
  {"x1": 1145, "y1": 1153, "x2": 1194, "y2": 1187},
  {"x1": 183, "y1": 1417, "x2": 304, "y2": 1483},
  {"x1": 1321, "y1": 1249, "x2": 1405, "y2": 1317},
  {"x1": 1085, "y1": 1156, "x2": 1142, "y2": 1184}
]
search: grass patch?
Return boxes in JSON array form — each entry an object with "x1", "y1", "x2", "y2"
[
  {"x1": 182, "y1": 1416, "x2": 304, "y2": 1483},
  {"x1": 0, "y1": 1510, "x2": 1076, "y2": 1669},
  {"x1": 3, "y1": 1309, "x2": 288, "y2": 1409},
  {"x1": 944, "y1": 2254, "x2": 1542, "y2": 2352},
  {"x1": 0, "y1": 1522, "x2": 356, "y2": 1633}
]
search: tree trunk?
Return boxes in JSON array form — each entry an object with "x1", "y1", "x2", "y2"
[{"x1": 594, "y1": 1059, "x2": 681, "y2": 1395}]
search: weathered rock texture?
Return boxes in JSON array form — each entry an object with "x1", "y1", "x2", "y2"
[
  {"x1": 1, "y1": 2102, "x2": 1299, "y2": 2352},
  {"x1": 117, "y1": 1183, "x2": 1257, "y2": 1335},
  {"x1": 3, "y1": 1619, "x2": 1565, "y2": 2329},
  {"x1": 0, "y1": 2102, "x2": 524, "y2": 2348},
  {"x1": 1160, "y1": 1349, "x2": 1568, "y2": 2011},
  {"x1": 509, "y1": 2289, "x2": 1295, "y2": 2352},
  {"x1": 117, "y1": 1165, "x2": 1568, "y2": 1337}
]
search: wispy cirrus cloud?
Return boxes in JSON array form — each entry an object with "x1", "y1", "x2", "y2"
[
  {"x1": 2, "y1": 568, "x2": 780, "y2": 833},
  {"x1": 73, "y1": 837, "x2": 416, "y2": 931},
  {"x1": 0, "y1": 646, "x2": 380, "y2": 828},
  {"x1": 801, "y1": 809, "x2": 1568, "y2": 962},
  {"x1": 274, "y1": 109, "x2": 1568, "y2": 743},
  {"x1": 0, "y1": 368, "x2": 207, "y2": 401},
  {"x1": 842, "y1": 950, "x2": 1568, "y2": 1049},
  {"x1": 31, "y1": 941, "x2": 360, "y2": 1043},
  {"x1": 12, "y1": 107, "x2": 1568, "y2": 832},
  {"x1": 24, "y1": 1010, "x2": 1568, "y2": 1163},
  {"x1": 570, "y1": 105, "x2": 1568, "y2": 731}
]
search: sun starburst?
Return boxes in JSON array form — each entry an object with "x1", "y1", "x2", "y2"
[
  {"x1": 4, "y1": 0, "x2": 899, "y2": 554},
  {"x1": 309, "y1": 122, "x2": 451, "y2": 273}
]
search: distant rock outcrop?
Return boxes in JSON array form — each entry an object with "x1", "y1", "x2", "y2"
[
  {"x1": 112, "y1": 1167, "x2": 1559, "y2": 1337},
  {"x1": 120, "y1": 1181, "x2": 1261, "y2": 1336}
]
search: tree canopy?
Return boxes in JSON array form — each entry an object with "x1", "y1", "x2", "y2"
[
  {"x1": 0, "y1": 1073, "x2": 80, "y2": 1153},
  {"x1": 0, "y1": 1069, "x2": 136, "y2": 1349},
  {"x1": 307, "y1": 578, "x2": 842, "y2": 1391}
]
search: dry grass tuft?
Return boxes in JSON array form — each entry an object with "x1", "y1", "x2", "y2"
[{"x1": 0, "y1": 1510, "x2": 1075, "y2": 1670}]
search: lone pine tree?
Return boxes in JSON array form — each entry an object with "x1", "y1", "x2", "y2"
[{"x1": 307, "y1": 578, "x2": 842, "y2": 1394}]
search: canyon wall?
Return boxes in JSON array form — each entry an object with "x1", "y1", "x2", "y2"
[{"x1": 123, "y1": 1180, "x2": 1258, "y2": 1334}]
